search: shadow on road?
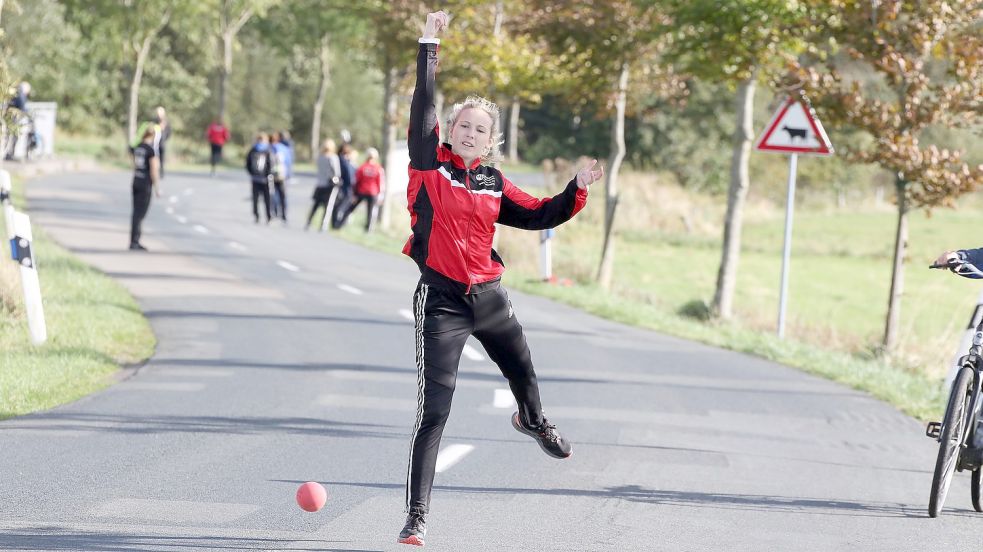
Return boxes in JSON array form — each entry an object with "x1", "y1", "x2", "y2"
[{"x1": 0, "y1": 529, "x2": 368, "y2": 552}]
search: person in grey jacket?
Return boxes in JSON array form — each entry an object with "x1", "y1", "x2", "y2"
[{"x1": 306, "y1": 139, "x2": 342, "y2": 231}]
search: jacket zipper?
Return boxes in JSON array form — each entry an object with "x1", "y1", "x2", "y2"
[{"x1": 463, "y1": 167, "x2": 477, "y2": 294}]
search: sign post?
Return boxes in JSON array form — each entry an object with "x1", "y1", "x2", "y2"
[{"x1": 755, "y1": 96, "x2": 833, "y2": 338}]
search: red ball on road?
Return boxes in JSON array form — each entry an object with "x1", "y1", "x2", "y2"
[{"x1": 296, "y1": 481, "x2": 328, "y2": 512}]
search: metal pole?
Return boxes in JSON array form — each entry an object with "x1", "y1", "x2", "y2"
[{"x1": 777, "y1": 153, "x2": 798, "y2": 338}]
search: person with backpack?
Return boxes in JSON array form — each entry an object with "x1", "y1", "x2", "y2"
[
  {"x1": 340, "y1": 147, "x2": 385, "y2": 232},
  {"x1": 306, "y1": 139, "x2": 342, "y2": 231},
  {"x1": 245, "y1": 133, "x2": 273, "y2": 224},
  {"x1": 395, "y1": 11, "x2": 603, "y2": 547}
]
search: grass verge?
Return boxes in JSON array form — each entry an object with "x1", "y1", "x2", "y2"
[
  {"x1": 0, "y1": 173, "x2": 156, "y2": 420},
  {"x1": 334, "y1": 208, "x2": 946, "y2": 422}
]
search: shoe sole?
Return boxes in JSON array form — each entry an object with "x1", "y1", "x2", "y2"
[
  {"x1": 511, "y1": 412, "x2": 572, "y2": 459},
  {"x1": 397, "y1": 535, "x2": 425, "y2": 546}
]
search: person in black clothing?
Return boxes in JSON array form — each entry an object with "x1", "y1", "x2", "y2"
[
  {"x1": 396, "y1": 11, "x2": 603, "y2": 547},
  {"x1": 245, "y1": 133, "x2": 273, "y2": 224},
  {"x1": 129, "y1": 126, "x2": 161, "y2": 251},
  {"x1": 331, "y1": 143, "x2": 357, "y2": 229}
]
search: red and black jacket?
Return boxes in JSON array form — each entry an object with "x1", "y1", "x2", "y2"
[{"x1": 402, "y1": 40, "x2": 588, "y2": 294}]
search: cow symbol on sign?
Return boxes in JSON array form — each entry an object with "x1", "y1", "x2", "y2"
[{"x1": 782, "y1": 125, "x2": 808, "y2": 142}]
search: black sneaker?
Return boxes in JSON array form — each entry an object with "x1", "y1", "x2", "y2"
[
  {"x1": 397, "y1": 510, "x2": 426, "y2": 546},
  {"x1": 512, "y1": 411, "x2": 572, "y2": 459},
  {"x1": 128, "y1": 243, "x2": 147, "y2": 251}
]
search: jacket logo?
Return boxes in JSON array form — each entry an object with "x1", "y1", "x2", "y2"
[{"x1": 473, "y1": 173, "x2": 496, "y2": 186}]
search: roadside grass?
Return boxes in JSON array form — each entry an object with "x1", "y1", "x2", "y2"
[
  {"x1": 0, "y1": 174, "x2": 155, "y2": 419},
  {"x1": 334, "y1": 171, "x2": 982, "y2": 421}
]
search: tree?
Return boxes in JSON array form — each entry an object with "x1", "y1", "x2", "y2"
[
  {"x1": 211, "y1": 0, "x2": 279, "y2": 123},
  {"x1": 793, "y1": 0, "x2": 983, "y2": 353},
  {"x1": 523, "y1": 0, "x2": 681, "y2": 289},
  {"x1": 259, "y1": 0, "x2": 365, "y2": 160},
  {"x1": 665, "y1": 0, "x2": 813, "y2": 320},
  {"x1": 61, "y1": 1, "x2": 189, "y2": 143}
]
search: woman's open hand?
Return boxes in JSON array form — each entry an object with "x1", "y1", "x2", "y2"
[
  {"x1": 423, "y1": 11, "x2": 449, "y2": 39},
  {"x1": 576, "y1": 158, "x2": 604, "y2": 190}
]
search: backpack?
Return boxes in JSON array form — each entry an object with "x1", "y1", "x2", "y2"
[{"x1": 249, "y1": 148, "x2": 269, "y2": 175}]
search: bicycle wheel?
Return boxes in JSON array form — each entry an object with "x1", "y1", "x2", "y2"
[
  {"x1": 929, "y1": 366, "x2": 974, "y2": 517},
  {"x1": 973, "y1": 469, "x2": 982, "y2": 512}
]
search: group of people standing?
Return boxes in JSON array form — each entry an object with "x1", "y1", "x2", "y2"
[
  {"x1": 306, "y1": 140, "x2": 385, "y2": 233},
  {"x1": 244, "y1": 131, "x2": 294, "y2": 225}
]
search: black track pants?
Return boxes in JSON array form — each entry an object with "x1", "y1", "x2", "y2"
[
  {"x1": 405, "y1": 281, "x2": 545, "y2": 514},
  {"x1": 251, "y1": 181, "x2": 271, "y2": 222},
  {"x1": 130, "y1": 182, "x2": 152, "y2": 245}
]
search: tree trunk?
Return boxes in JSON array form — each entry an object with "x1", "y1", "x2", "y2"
[
  {"x1": 310, "y1": 35, "x2": 331, "y2": 162},
  {"x1": 128, "y1": 36, "x2": 154, "y2": 144},
  {"x1": 882, "y1": 175, "x2": 909, "y2": 353},
  {"x1": 379, "y1": 61, "x2": 399, "y2": 231},
  {"x1": 596, "y1": 62, "x2": 629, "y2": 290},
  {"x1": 507, "y1": 97, "x2": 520, "y2": 162},
  {"x1": 218, "y1": 32, "x2": 233, "y2": 122},
  {"x1": 711, "y1": 76, "x2": 756, "y2": 319}
]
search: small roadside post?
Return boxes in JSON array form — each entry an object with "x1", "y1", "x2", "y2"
[
  {"x1": 10, "y1": 210, "x2": 47, "y2": 344},
  {"x1": 754, "y1": 95, "x2": 834, "y2": 338}
]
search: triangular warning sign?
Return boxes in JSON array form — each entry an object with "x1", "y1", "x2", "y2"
[{"x1": 755, "y1": 97, "x2": 833, "y2": 156}]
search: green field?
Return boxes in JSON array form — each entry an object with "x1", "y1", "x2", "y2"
[
  {"x1": 0, "y1": 175, "x2": 156, "y2": 419},
  {"x1": 338, "y1": 170, "x2": 983, "y2": 420}
]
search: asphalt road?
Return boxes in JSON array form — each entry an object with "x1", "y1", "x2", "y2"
[{"x1": 0, "y1": 168, "x2": 975, "y2": 551}]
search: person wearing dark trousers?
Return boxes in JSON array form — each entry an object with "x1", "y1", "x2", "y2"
[
  {"x1": 206, "y1": 118, "x2": 230, "y2": 176},
  {"x1": 340, "y1": 147, "x2": 385, "y2": 232},
  {"x1": 153, "y1": 106, "x2": 171, "y2": 179},
  {"x1": 270, "y1": 131, "x2": 292, "y2": 222},
  {"x1": 331, "y1": 143, "x2": 357, "y2": 229},
  {"x1": 129, "y1": 126, "x2": 161, "y2": 251},
  {"x1": 245, "y1": 133, "x2": 273, "y2": 224},
  {"x1": 306, "y1": 139, "x2": 341, "y2": 231},
  {"x1": 396, "y1": 11, "x2": 604, "y2": 547}
]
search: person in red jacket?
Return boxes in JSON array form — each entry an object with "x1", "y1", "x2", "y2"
[
  {"x1": 397, "y1": 10, "x2": 603, "y2": 547},
  {"x1": 206, "y1": 118, "x2": 230, "y2": 176},
  {"x1": 340, "y1": 147, "x2": 385, "y2": 232}
]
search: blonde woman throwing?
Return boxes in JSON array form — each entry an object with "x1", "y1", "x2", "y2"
[{"x1": 398, "y1": 10, "x2": 603, "y2": 547}]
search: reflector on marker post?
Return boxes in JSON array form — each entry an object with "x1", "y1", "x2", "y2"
[{"x1": 11, "y1": 210, "x2": 46, "y2": 344}]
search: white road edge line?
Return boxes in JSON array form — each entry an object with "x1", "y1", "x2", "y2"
[
  {"x1": 193, "y1": 225, "x2": 209, "y2": 234},
  {"x1": 337, "y1": 284, "x2": 363, "y2": 295},
  {"x1": 463, "y1": 344, "x2": 485, "y2": 362},
  {"x1": 398, "y1": 309, "x2": 414, "y2": 321},
  {"x1": 493, "y1": 389, "x2": 516, "y2": 409},
  {"x1": 434, "y1": 444, "x2": 475, "y2": 473},
  {"x1": 277, "y1": 260, "x2": 300, "y2": 272}
]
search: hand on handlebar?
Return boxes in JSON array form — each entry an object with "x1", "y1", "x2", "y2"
[{"x1": 930, "y1": 251, "x2": 961, "y2": 269}]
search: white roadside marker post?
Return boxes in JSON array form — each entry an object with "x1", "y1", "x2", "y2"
[
  {"x1": 10, "y1": 210, "x2": 47, "y2": 344},
  {"x1": 1, "y1": 169, "x2": 13, "y2": 238}
]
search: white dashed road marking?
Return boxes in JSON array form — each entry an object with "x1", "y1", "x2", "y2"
[
  {"x1": 165, "y1": 207, "x2": 174, "y2": 215},
  {"x1": 494, "y1": 389, "x2": 516, "y2": 409},
  {"x1": 434, "y1": 444, "x2": 475, "y2": 473},
  {"x1": 463, "y1": 344, "x2": 485, "y2": 362},
  {"x1": 176, "y1": 215, "x2": 188, "y2": 224},
  {"x1": 228, "y1": 241, "x2": 247, "y2": 251},
  {"x1": 276, "y1": 260, "x2": 299, "y2": 272},
  {"x1": 337, "y1": 284, "x2": 363, "y2": 295},
  {"x1": 193, "y1": 225, "x2": 209, "y2": 234},
  {"x1": 168, "y1": 196, "x2": 179, "y2": 204}
]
